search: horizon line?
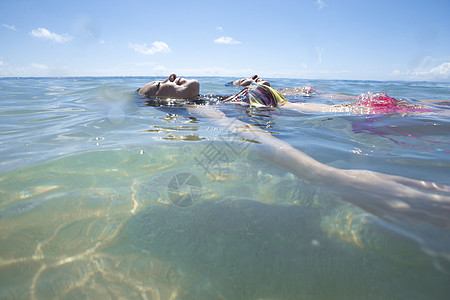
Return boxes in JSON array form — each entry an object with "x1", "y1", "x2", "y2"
[{"x1": 0, "y1": 75, "x2": 446, "y2": 84}]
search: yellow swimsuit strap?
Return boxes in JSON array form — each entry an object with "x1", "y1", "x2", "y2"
[
  {"x1": 246, "y1": 83, "x2": 289, "y2": 107},
  {"x1": 259, "y1": 84, "x2": 289, "y2": 105},
  {"x1": 225, "y1": 83, "x2": 289, "y2": 107}
]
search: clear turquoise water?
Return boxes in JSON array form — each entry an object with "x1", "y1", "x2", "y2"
[{"x1": 1, "y1": 77, "x2": 450, "y2": 299}]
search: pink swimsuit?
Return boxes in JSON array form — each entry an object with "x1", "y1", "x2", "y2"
[{"x1": 354, "y1": 92, "x2": 432, "y2": 114}]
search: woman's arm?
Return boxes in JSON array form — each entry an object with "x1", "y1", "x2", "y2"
[
  {"x1": 278, "y1": 86, "x2": 357, "y2": 100},
  {"x1": 188, "y1": 106, "x2": 450, "y2": 228},
  {"x1": 281, "y1": 102, "x2": 368, "y2": 114},
  {"x1": 281, "y1": 102, "x2": 334, "y2": 112}
]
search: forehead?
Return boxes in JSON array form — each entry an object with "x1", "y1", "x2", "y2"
[{"x1": 144, "y1": 81, "x2": 160, "y2": 93}]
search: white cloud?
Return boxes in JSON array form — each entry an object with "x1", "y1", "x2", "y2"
[
  {"x1": 0, "y1": 61, "x2": 69, "y2": 77},
  {"x1": 410, "y1": 62, "x2": 450, "y2": 80},
  {"x1": 30, "y1": 27, "x2": 73, "y2": 43},
  {"x1": 216, "y1": 26, "x2": 223, "y2": 31},
  {"x1": 315, "y1": 0, "x2": 326, "y2": 10},
  {"x1": 392, "y1": 62, "x2": 450, "y2": 81},
  {"x1": 153, "y1": 65, "x2": 166, "y2": 72},
  {"x1": 30, "y1": 63, "x2": 49, "y2": 70},
  {"x1": 129, "y1": 41, "x2": 171, "y2": 55},
  {"x1": 427, "y1": 62, "x2": 450, "y2": 79},
  {"x1": 2, "y1": 24, "x2": 17, "y2": 31},
  {"x1": 214, "y1": 36, "x2": 241, "y2": 45}
]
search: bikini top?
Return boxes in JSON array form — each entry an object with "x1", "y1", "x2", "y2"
[{"x1": 224, "y1": 84, "x2": 289, "y2": 108}]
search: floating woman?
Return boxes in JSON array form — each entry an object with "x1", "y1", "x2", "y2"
[{"x1": 137, "y1": 74, "x2": 450, "y2": 229}]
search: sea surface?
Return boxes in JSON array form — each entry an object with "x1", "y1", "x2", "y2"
[{"x1": 0, "y1": 76, "x2": 450, "y2": 299}]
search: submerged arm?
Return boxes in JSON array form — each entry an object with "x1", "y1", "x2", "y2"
[{"x1": 188, "y1": 106, "x2": 450, "y2": 228}]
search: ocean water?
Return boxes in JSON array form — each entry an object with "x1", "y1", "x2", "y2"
[{"x1": 0, "y1": 76, "x2": 449, "y2": 299}]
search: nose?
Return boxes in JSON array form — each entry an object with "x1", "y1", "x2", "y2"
[{"x1": 164, "y1": 74, "x2": 177, "y2": 83}]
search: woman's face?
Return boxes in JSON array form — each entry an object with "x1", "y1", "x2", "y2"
[
  {"x1": 139, "y1": 74, "x2": 200, "y2": 99},
  {"x1": 231, "y1": 75, "x2": 270, "y2": 87}
]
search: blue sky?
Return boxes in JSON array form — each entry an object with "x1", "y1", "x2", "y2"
[{"x1": 1, "y1": 0, "x2": 449, "y2": 81}]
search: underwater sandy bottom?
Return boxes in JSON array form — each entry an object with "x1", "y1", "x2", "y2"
[{"x1": 1, "y1": 144, "x2": 449, "y2": 300}]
